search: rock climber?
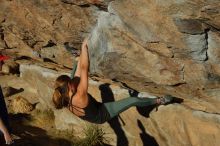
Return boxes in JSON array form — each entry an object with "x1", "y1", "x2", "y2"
[{"x1": 52, "y1": 38, "x2": 173, "y2": 124}]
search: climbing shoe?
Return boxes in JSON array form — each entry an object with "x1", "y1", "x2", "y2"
[{"x1": 158, "y1": 94, "x2": 174, "y2": 105}]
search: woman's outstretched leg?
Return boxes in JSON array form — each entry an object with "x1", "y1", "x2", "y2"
[
  {"x1": 104, "y1": 96, "x2": 173, "y2": 119},
  {"x1": 104, "y1": 97, "x2": 157, "y2": 119}
]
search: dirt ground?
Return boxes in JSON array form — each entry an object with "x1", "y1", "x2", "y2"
[{"x1": 0, "y1": 111, "x2": 74, "y2": 146}]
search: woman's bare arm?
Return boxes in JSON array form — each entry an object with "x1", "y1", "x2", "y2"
[{"x1": 75, "y1": 39, "x2": 89, "y2": 99}]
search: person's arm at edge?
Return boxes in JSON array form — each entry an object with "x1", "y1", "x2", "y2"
[{"x1": 0, "y1": 118, "x2": 13, "y2": 144}]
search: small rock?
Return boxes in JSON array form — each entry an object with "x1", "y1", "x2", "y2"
[{"x1": 11, "y1": 96, "x2": 34, "y2": 114}]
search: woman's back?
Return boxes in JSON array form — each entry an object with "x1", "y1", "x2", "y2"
[{"x1": 69, "y1": 94, "x2": 110, "y2": 124}]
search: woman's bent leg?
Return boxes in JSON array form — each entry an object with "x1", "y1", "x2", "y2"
[{"x1": 104, "y1": 97, "x2": 157, "y2": 119}]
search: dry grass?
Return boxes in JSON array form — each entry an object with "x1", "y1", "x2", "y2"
[{"x1": 74, "y1": 124, "x2": 108, "y2": 146}]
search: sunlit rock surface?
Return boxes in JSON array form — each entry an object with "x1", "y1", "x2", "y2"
[{"x1": 0, "y1": 0, "x2": 220, "y2": 146}]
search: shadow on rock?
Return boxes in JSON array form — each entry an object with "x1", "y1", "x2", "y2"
[
  {"x1": 6, "y1": 113, "x2": 72, "y2": 146},
  {"x1": 137, "y1": 120, "x2": 159, "y2": 146},
  {"x1": 171, "y1": 96, "x2": 184, "y2": 104},
  {"x1": 99, "y1": 83, "x2": 129, "y2": 146},
  {"x1": 2, "y1": 87, "x2": 24, "y2": 97}
]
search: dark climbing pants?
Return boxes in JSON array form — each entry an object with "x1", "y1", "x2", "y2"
[{"x1": 104, "y1": 97, "x2": 157, "y2": 119}]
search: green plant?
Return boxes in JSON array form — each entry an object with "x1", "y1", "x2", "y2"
[{"x1": 75, "y1": 125, "x2": 108, "y2": 146}]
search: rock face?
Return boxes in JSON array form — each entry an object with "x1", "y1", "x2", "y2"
[
  {"x1": 88, "y1": 0, "x2": 220, "y2": 113},
  {"x1": 0, "y1": 0, "x2": 220, "y2": 146},
  {"x1": 19, "y1": 63, "x2": 220, "y2": 146},
  {"x1": 88, "y1": 0, "x2": 220, "y2": 88},
  {"x1": 0, "y1": 0, "x2": 98, "y2": 68}
]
